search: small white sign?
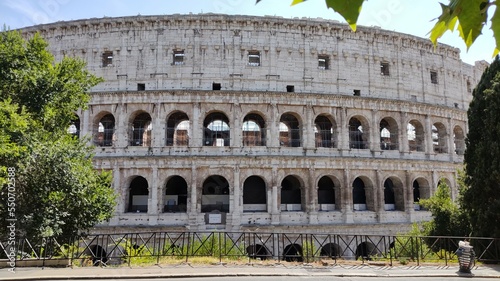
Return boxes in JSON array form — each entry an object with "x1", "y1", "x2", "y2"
[{"x1": 208, "y1": 213, "x2": 222, "y2": 224}]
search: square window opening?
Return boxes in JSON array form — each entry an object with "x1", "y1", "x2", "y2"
[
  {"x1": 318, "y1": 55, "x2": 329, "y2": 70},
  {"x1": 353, "y1": 89, "x2": 361, "y2": 96},
  {"x1": 137, "y1": 83, "x2": 145, "y2": 91},
  {"x1": 248, "y1": 51, "x2": 260, "y2": 66},
  {"x1": 173, "y1": 50, "x2": 185, "y2": 65},
  {"x1": 212, "y1": 83, "x2": 221, "y2": 90},
  {"x1": 430, "y1": 71, "x2": 438, "y2": 84},
  {"x1": 102, "y1": 51, "x2": 113, "y2": 67},
  {"x1": 380, "y1": 62, "x2": 390, "y2": 76},
  {"x1": 286, "y1": 85, "x2": 295, "y2": 92},
  {"x1": 467, "y1": 80, "x2": 472, "y2": 93}
]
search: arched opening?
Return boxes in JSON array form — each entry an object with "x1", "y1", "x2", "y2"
[
  {"x1": 355, "y1": 242, "x2": 377, "y2": 260},
  {"x1": 408, "y1": 120, "x2": 424, "y2": 152},
  {"x1": 95, "y1": 113, "x2": 115, "y2": 146},
  {"x1": 413, "y1": 178, "x2": 430, "y2": 210},
  {"x1": 320, "y1": 243, "x2": 342, "y2": 259},
  {"x1": 130, "y1": 112, "x2": 152, "y2": 146},
  {"x1": 166, "y1": 112, "x2": 189, "y2": 146},
  {"x1": 164, "y1": 176, "x2": 188, "y2": 213},
  {"x1": 283, "y1": 244, "x2": 303, "y2": 262},
  {"x1": 380, "y1": 117, "x2": 398, "y2": 150},
  {"x1": 203, "y1": 112, "x2": 230, "y2": 146},
  {"x1": 128, "y1": 176, "x2": 149, "y2": 213},
  {"x1": 314, "y1": 115, "x2": 336, "y2": 148},
  {"x1": 243, "y1": 176, "x2": 267, "y2": 212},
  {"x1": 384, "y1": 179, "x2": 396, "y2": 211},
  {"x1": 201, "y1": 175, "x2": 230, "y2": 213},
  {"x1": 68, "y1": 115, "x2": 80, "y2": 138},
  {"x1": 279, "y1": 113, "x2": 301, "y2": 147},
  {"x1": 318, "y1": 176, "x2": 335, "y2": 211},
  {"x1": 88, "y1": 245, "x2": 108, "y2": 266},
  {"x1": 352, "y1": 177, "x2": 367, "y2": 211},
  {"x1": 432, "y1": 122, "x2": 448, "y2": 153},
  {"x1": 246, "y1": 244, "x2": 270, "y2": 260},
  {"x1": 453, "y1": 125, "x2": 465, "y2": 155},
  {"x1": 242, "y1": 113, "x2": 266, "y2": 146},
  {"x1": 281, "y1": 175, "x2": 302, "y2": 211},
  {"x1": 349, "y1": 117, "x2": 368, "y2": 149}
]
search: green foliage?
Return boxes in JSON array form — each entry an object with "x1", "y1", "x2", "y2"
[
  {"x1": 0, "y1": 30, "x2": 115, "y2": 242},
  {"x1": 464, "y1": 56, "x2": 500, "y2": 238},
  {"x1": 419, "y1": 179, "x2": 471, "y2": 238},
  {"x1": 256, "y1": 0, "x2": 499, "y2": 55}
]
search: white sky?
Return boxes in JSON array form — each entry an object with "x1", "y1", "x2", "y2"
[{"x1": 0, "y1": 0, "x2": 495, "y2": 65}]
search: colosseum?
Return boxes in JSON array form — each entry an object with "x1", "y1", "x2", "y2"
[{"x1": 19, "y1": 14, "x2": 488, "y2": 235}]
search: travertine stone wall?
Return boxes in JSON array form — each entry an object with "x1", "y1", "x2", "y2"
[{"x1": 19, "y1": 14, "x2": 487, "y2": 235}]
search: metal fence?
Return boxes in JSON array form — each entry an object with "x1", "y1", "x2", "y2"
[{"x1": 1, "y1": 231, "x2": 499, "y2": 267}]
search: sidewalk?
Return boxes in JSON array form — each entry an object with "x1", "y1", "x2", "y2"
[{"x1": 1, "y1": 263, "x2": 500, "y2": 280}]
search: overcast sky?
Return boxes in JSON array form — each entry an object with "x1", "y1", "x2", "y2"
[{"x1": 0, "y1": 0, "x2": 495, "y2": 65}]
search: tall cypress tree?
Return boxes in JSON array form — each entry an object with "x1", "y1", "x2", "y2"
[{"x1": 464, "y1": 56, "x2": 500, "y2": 238}]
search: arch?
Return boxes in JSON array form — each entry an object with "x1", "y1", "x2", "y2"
[
  {"x1": 130, "y1": 112, "x2": 152, "y2": 146},
  {"x1": 242, "y1": 113, "x2": 266, "y2": 146},
  {"x1": 453, "y1": 125, "x2": 465, "y2": 155},
  {"x1": 203, "y1": 112, "x2": 230, "y2": 146},
  {"x1": 352, "y1": 177, "x2": 367, "y2": 211},
  {"x1": 201, "y1": 175, "x2": 230, "y2": 213},
  {"x1": 283, "y1": 243, "x2": 303, "y2": 262},
  {"x1": 408, "y1": 120, "x2": 425, "y2": 152},
  {"x1": 318, "y1": 176, "x2": 336, "y2": 211},
  {"x1": 349, "y1": 116, "x2": 369, "y2": 149},
  {"x1": 279, "y1": 113, "x2": 301, "y2": 147},
  {"x1": 413, "y1": 177, "x2": 430, "y2": 210},
  {"x1": 243, "y1": 176, "x2": 267, "y2": 212},
  {"x1": 94, "y1": 113, "x2": 115, "y2": 147},
  {"x1": 384, "y1": 176, "x2": 405, "y2": 211},
  {"x1": 314, "y1": 114, "x2": 336, "y2": 148},
  {"x1": 164, "y1": 176, "x2": 188, "y2": 213},
  {"x1": 383, "y1": 179, "x2": 396, "y2": 210},
  {"x1": 128, "y1": 176, "x2": 149, "y2": 213},
  {"x1": 380, "y1": 117, "x2": 398, "y2": 150},
  {"x1": 432, "y1": 122, "x2": 448, "y2": 153},
  {"x1": 87, "y1": 245, "x2": 108, "y2": 266},
  {"x1": 355, "y1": 242, "x2": 378, "y2": 260},
  {"x1": 246, "y1": 244, "x2": 270, "y2": 260},
  {"x1": 166, "y1": 111, "x2": 190, "y2": 146},
  {"x1": 68, "y1": 114, "x2": 80, "y2": 138},
  {"x1": 320, "y1": 243, "x2": 342, "y2": 259},
  {"x1": 281, "y1": 175, "x2": 302, "y2": 211}
]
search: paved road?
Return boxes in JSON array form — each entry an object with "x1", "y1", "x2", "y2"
[{"x1": 55, "y1": 276, "x2": 492, "y2": 281}]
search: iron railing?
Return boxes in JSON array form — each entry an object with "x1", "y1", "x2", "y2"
[{"x1": 1, "y1": 232, "x2": 498, "y2": 267}]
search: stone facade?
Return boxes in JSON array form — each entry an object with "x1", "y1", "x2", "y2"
[{"x1": 20, "y1": 14, "x2": 488, "y2": 235}]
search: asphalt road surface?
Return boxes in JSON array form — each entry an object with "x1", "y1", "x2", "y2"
[{"x1": 57, "y1": 276, "x2": 492, "y2": 281}]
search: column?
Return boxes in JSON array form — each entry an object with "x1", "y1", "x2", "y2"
[
  {"x1": 400, "y1": 112, "x2": 408, "y2": 153},
  {"x1": 406, "y1": 171, "x2": 415, "y2": 221},
  {"x1": 304, "y1": 103, "x2": 315, "y2": 149},
  {"x1": 116, "y1": 103, "x2": 128, "y2": 147},
  {"x1": 110, "y1": 165, "x2": 121, "y2": 225},
  {"x1": 370, "y1": 109, "x2": 379, "y2": 151},
  {"x1": 343, "y1": 168, "x2": 353, "y2": 223},
  {"x1": 191, "y1": 102, "x2": 202, "y2": 147},
  {"x1": 269, "y1": 103, "x2": 279, "y2": 147},
  {"x1": 152, "y1": 102, "x2": 163, "y2": 148},
  {"x1": 149, "y1": 166, "x2": 159, "y2": 225},
  {"x1": 425, "y1": 115, "x2": 433, "y2": 155},
  {"x1": 308, "y1": 167, "x2": 318, "y2": 224},
  {"x1": 231, "y1": 165, "x2": 241, "y2": 225},
  {"x1": 232, "y1": 104, "x2": 241, "y2": 147}
]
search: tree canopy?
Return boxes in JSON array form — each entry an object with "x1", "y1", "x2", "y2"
[
  {"x1": 257, "y1": 0, "x2": 499, "y2": 55},
  {"x1": 463, "y1": 55, "x2": 500, "y2": 238},
  {"x1": 0, "y1": 30, "x2": 116, "y2": 241}
]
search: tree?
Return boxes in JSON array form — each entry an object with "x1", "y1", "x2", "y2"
[
  {"x1": 0, "y1": 30, "x2": 116, "y2": 242},
  {"x1": 256, "y1": 0, "x2": 500, "y2": 55},
  {"x1": 463, "y1": 56, "x2": 500, "y2": 238},
  {"x1": 419, "y1": 178, "x2": 471, "y2": 238}
]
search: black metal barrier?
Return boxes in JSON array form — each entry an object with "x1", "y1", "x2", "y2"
[{"x1": 1, "y1": 232, "x2": 499, "y2": 266}]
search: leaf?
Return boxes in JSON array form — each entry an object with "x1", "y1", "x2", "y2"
[
  {"x1": 325, "y1": 0, "x2": 365, "y2": 31},
  {"x1": 290, "y1": 0, "x2": 305, "y2": 5},
  {"x1": 491, "y1": 5, "x2": 500, "y2": 56},
  {"x1": 430, "y1": 0, "x2": 490, "y2": 50}
]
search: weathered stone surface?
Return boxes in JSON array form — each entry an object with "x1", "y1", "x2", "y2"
[{"x1": 19, "y1": 14, "x2": 486, "y2": 235}]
